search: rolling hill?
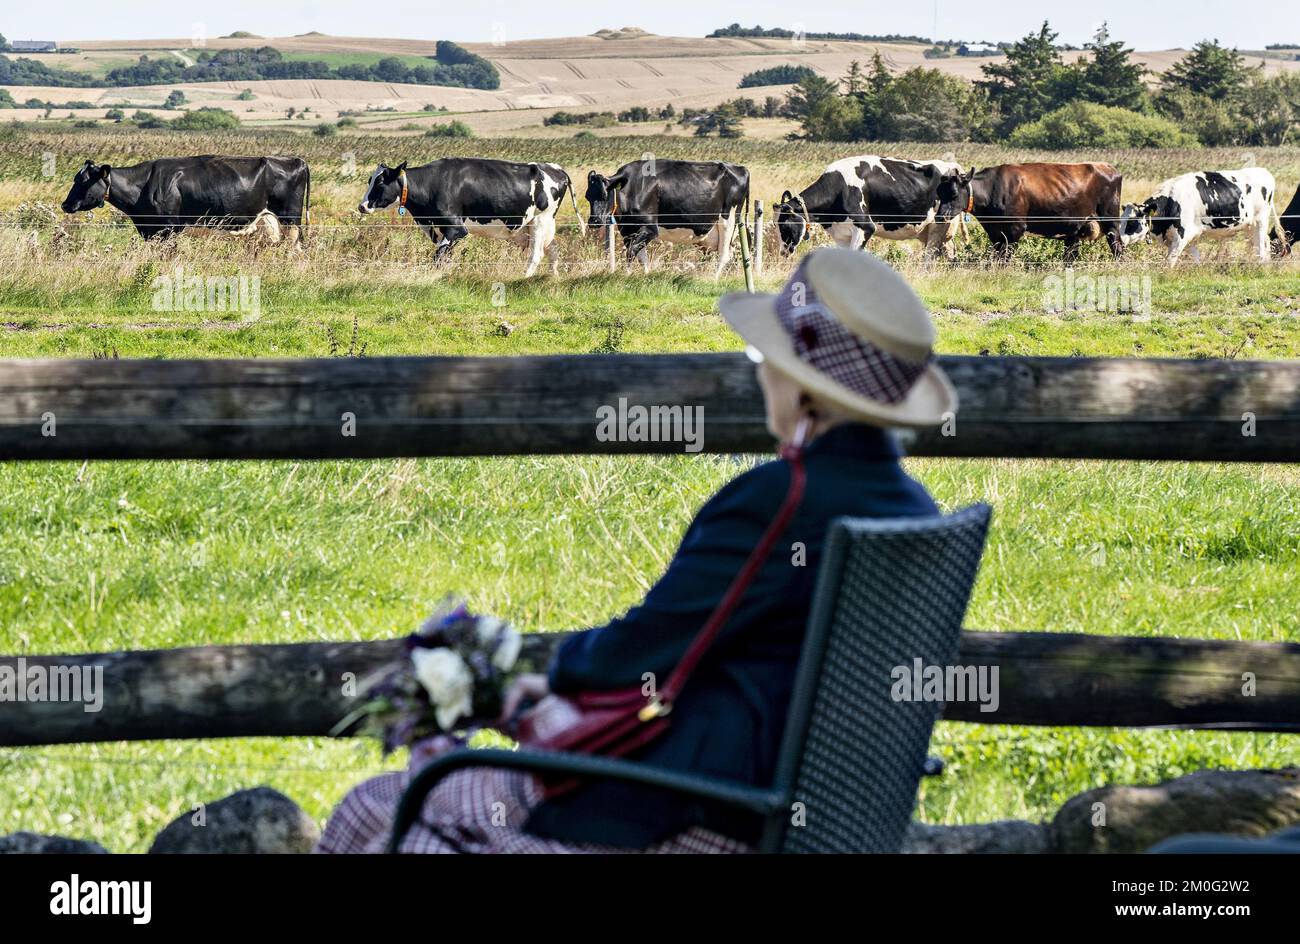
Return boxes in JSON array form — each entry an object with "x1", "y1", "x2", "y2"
[{"x1": 4, "y1": 29, "x2": 1299, "y2": 136}]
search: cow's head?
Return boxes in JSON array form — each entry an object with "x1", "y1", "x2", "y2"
[
  {"x1": 1118, "y1": 200, "x2": 1154, "y2": 247},
  {"x1": 930, "y1": 166, "x2": 975, "y2": 222},
  {"x1": 585, "y1": 171, "x2": 616, "y2": 232},
  {"x1": 61, "y1": 160, "x2": 112, "y2": 213},
  {"x1": 774, "y1": 190, "x2": 812, "y2": 255},
  {"x1": 933, "y1": 168, "x2": 972, "y2": 224},
  {"x1": 357, "y1": 162, "x2": 407, "y2": 214}
]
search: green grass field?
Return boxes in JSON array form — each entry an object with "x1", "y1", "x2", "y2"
[{"x1": 2, "y1": 128, "x2": 1299, "y2": 851}]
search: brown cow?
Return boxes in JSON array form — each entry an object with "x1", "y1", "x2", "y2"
[{"x1": 954, "y1": 162, "x2": 1124, "y2": 262}]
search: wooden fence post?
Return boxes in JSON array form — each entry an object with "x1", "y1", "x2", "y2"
[
  {"x1": 606, "y1": 220, "x2": 616, "y2": 274},
  {"x1": 738, "y1": 218, "x2": 755, "y2": 293},
  {"x1": 753, "y1": 200, "x2": 764, "y2": 277}
]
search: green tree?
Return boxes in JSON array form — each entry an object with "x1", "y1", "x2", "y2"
[
  {"x1": 877, "y1": 68, "x2": 993, "y2": 141},
  {"x1": 1235, "y1": 72, "x2": 1300, "y2": 145},
  {"x1": 842, "y1": 60, "x2": 867, "y2": 96},
  {"x1": 164, "y1": 90, "x2": 186, "y2": 109},
  {"x1": 1161, "y1": 40, "x2": 1249, "y2": 99},
  {"x1": 738, "y1": 64, "x2": 816, "y2": 88},
  {"x1": 867, "y1": 52, "x2": 893, "y2": 97},
  {"x1": 1152, "y1": 88, "x2": 1239, "y2": 145},
  {"x1": 978, "y1": 20, "x2": 1067, "y2": 135},
  {"x1": 1074, "y1": 23, "x2": 1148, "y2": 110},
  {"x1": 786, "y1": 74, "x2": 861, "y2": 140},
  {"x1": 373, "y1": 57, "x2": 411, "y2": 83}
]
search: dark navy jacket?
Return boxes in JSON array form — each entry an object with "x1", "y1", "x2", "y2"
[{"x1": 524, "y1": 423, "x2": 938, "y2": 848}]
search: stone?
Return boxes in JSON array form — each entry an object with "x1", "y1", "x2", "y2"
[
  {"x1": 1052, "y1": 767, "x2": 1300, "y2": 854},
  {"x1": 903, "y1": 819, "x2": 1049, "y2": 854},
  {"x1": 0, "y1": 832, "x2": 109, "y2": 854},
  {"x1": 149, "y1": 786, "x2": 319, "y2": 854}
]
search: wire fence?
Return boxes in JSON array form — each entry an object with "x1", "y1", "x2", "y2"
[{"x1": 14, "y1": 211, "x2": 1300, "y2": 225}]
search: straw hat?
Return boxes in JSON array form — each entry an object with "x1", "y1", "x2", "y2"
[{"x1": 719, "y1": 247, "x2": 956, "y2": 427}]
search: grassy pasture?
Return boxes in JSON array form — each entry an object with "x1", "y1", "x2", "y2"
[{"x1": 1, "y1": 127, "x2": 1299, "y2": 851}]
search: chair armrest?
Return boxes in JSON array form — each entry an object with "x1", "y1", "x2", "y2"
[{"x1": 388, "y1": 747, "x2": 784, "y2": 853}]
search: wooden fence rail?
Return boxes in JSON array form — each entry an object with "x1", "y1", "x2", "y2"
[
  {"x1": 2, "y1": 353, "x2": 1300, "y2": 462},
  {"x1": 4, "y1": 351, "x2": 1300, "y2": 748},
  {"x1": 3, "y1": 631, "x2": 1299, "y2": 746}
]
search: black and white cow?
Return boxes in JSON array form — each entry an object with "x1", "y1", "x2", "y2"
[
  {"x1": 774, "y1": 156, "x2": 967, "y2": 257},
  {"x1": 585, "y1": 159, "x2": 750, "y2": 278},
  {"x1": 1118, "y1": 168, "x2": 1282, "y2": 263},
  {"x1": 61, "y1": 156, "x2": 310, "y2": 243},
  {"x1": 358, "y1": 157, "x2": 584, "y2": 276}
]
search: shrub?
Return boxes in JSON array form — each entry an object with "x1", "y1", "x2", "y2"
[
  {"x1": 132, "y1": 110, "x2": 166, "y2": 129},
  {"x1": 336, "y1": 116, "x2": 358, "y2": 129},
  {"x1": 425, "y1": 120, "x2": 473, "y2": 138},
  {"x1": 170, "y1": 107, "x2": 240, "y2": 130},
  {"x1": 313, "y1": 122, "x2": 337, "y2": 137},
  {"x1": 1009, "y1": 101, "x2": 1198, "y2": 148},
  {"x1": 738, "y1": 65, "x2": 816, "y2": 89}
]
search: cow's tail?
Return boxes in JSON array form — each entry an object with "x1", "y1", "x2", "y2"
[
  {"x1": 1268, "y1": 194, "x2": 1287, "y2": 256},
  {"x1": 301, "y1": 162, "x2": 311, "y2": 246},
  {"x1": 739, "y1": 167, "x2": 751, "y2": 248},
  {"x1": 563, "y1": 168, "x2": 586, "y2": 236}
]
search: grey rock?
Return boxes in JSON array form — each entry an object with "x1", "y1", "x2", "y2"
[
  {"x1": 1052, "y1": 767, "x2": 1300, "y2": 854},
  {"x1": 0, "y1": 832, "x2": 109, "y2": 854},
  {"x1": 149, "y1": 786, "x2": 319, "y2": 854},
  {"x1": 903, "y1": 819, "x2": 1049, "y2": 854}
]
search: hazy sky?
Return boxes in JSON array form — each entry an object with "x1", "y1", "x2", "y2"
[{"x1": 2, "y1": 1, "x2": 1293, "y2": 51}]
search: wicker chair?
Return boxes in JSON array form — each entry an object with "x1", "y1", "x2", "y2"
[{"x1": 389, "y1": 504, "x2": 991, "y2": 854}]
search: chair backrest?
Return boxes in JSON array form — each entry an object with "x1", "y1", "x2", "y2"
[{"x1": 761, "y1": 504, "x2": 991, "y2": 853}]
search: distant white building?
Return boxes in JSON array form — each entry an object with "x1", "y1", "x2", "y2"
[
  {"x1": 11, "y1": 40, "x2": 58, "y2": 52},
  {"x1": 957, "y1": 43, "x2": 999, "y2": 56}
]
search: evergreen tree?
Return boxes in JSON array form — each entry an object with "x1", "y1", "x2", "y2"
[
  {"x1": 786, "y1": 74, "x2": 863, "y2": 140},
  {"x1": 1161, "y1": 40, "x2": 1249, "y2": 99},
  {"x1": 1076, "y1": 23, "x2": 1147, "y2": 110},
  {"x1": 842, "y1": 60, "x2": 867, "y2": 97},
  {"x1": 868, "y1": 52, "x2": 893, "y2": 97},
  {"x1": 978, "y1": 21, "x2": 1067, "y2": 134}
]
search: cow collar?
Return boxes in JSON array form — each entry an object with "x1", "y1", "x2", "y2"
[
  {"x1": 965, "y1": 191, "x2": 974, "y2": 214},
  {"x1": 397, "y1": 169, "x2": 409, "y2": 216}
]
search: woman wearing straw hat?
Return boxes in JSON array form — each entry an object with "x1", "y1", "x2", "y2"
[{"x1": 318, "y1": 246, "x2": 956, "y2": 854}]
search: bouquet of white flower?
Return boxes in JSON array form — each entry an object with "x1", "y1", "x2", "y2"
[{"x1": 331, "y1": 599, "x2": 535, "y2": 754}]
